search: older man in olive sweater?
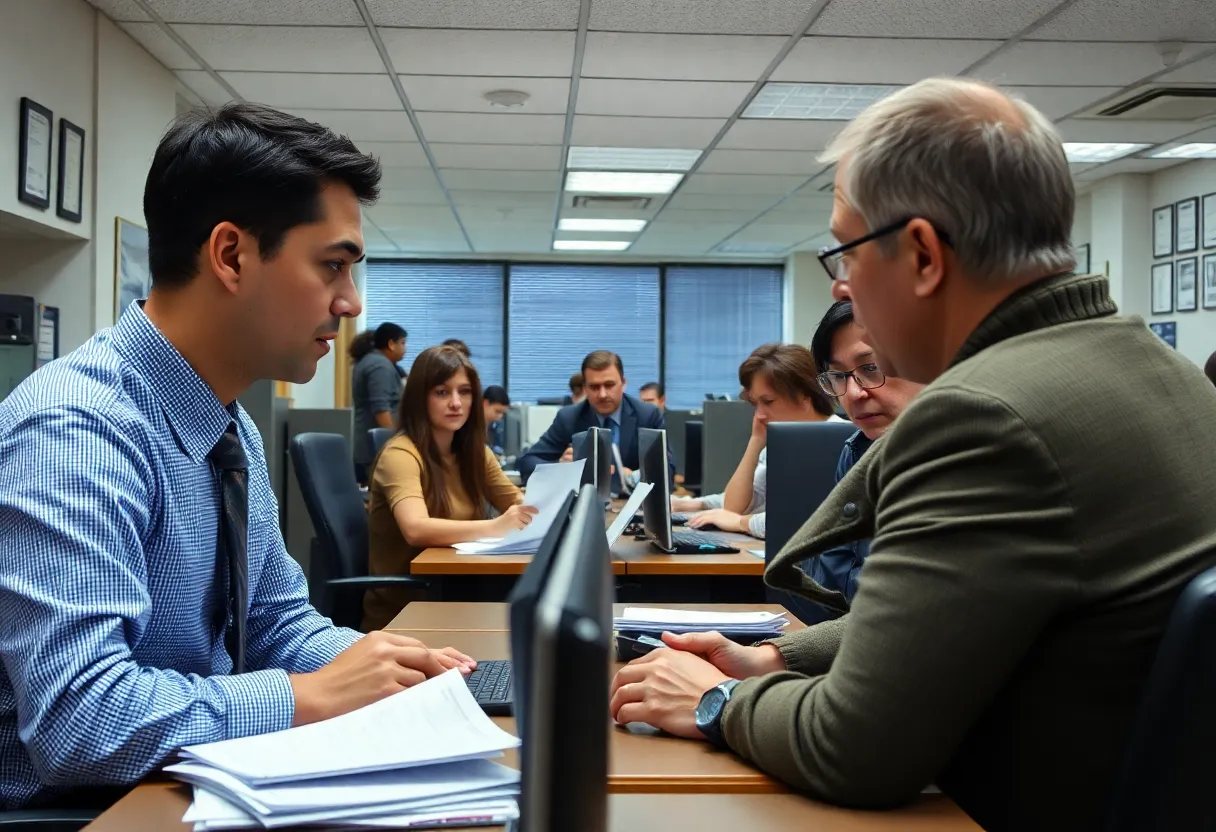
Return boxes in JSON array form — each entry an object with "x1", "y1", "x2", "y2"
[{"x1": 609, "y1": 78, "x2": 1216, "y2": 832}]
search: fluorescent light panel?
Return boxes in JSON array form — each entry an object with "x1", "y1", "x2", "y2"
[
  {"x1": 565, "y1": 171, "x2": 683, "y2": 195},
  {"x1": 743, "y1": 83, "x2": 899, "y2": 120},
  {"x1": 567, "y1": 147, "x2": 701, "y2": 172},
  {"x1": 1148, "y1": 143, "x2": 1216, "y2": 159},
  {"x1": 558, "y1": 218, "x2": 647, "y2": 232},
  {"x1": 1063, "y1": 142, "x2": 1151, "y2": 163},
  {"x1": 553, "y1": 240, "x2": 632, "y2": 251}
]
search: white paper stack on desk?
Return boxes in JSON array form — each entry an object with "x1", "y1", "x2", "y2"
[
  {"x1": 168, "y1": 670, "x2": 521, "y2": 830},
  {"x1": 453, "y1": 459, "x2": 585, "y2": 555},
  {"x1": 613, "y1": 607, "x2": 790, "y2": 637}
]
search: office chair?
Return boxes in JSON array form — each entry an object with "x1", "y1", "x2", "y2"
[
  {"x1": 1104, "y1": 561, "x2": 1216, "y2": 832},
  {"x1": 290, "y1": 433, "x2": 430, "y2": 630},
  {"x1": 0, "y1": 811, "x2": 97, "y2": 830},
  {"x1": 366, "y1": 427, "x2": 394, "y2": 461}
]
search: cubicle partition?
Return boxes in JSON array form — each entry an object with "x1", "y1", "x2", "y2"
[
  {"x1": 521, "y1": 403, "x2": 561, "y2": 449},
  {"x1": 700, "y1": 400, "x2": 755, "y2": 495},
  {"x1": 662, "y1": 409, "x2": 697, "y2": 477},
  {"x1": 239, "y1": 378, "x2": 292, "y2": 521}
]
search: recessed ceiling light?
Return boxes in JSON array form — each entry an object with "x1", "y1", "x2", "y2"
[
  {"x1": 553, "y1": 240, "x2": 633, "y2": 251},
  {"x1": 743, "y1": 83, "x2": 899, "y2": 120},
  {"x1": 715, "y1": 242, "x2": 788, "y2": 254},
  {"x1": 1062, "y1": 142, "x2": 1151, "y2": 163},
  {"x1": 565, "y1": 171, "x2": 683, "y2": 195},
  {"x1": 567, "y1": 147, "x2": 701, "y2": 172},
  {"x1": 558, "y1": 218, "x2": 647, "y2": 232},
  {"x1": 1148, "y1": 143, "x2": 1216, "y2": 159}
]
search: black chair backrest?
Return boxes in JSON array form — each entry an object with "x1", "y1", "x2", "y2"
[
  {"x1": 683, "y1": 420, "x2": 703, "y2": 489},
  {"x1": 1105, "y1": 562, "x2": 1216, "y2": 832},
  {"x1": 366, "y1": 427, "x2": 394, "y2": 461},
  {"x1": 289, "y1": 432, "x2": 369, "y2": 582}
]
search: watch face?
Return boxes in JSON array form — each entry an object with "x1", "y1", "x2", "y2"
[{"x1": 696, "y1": 687, "x2": 726, "y2": 727}]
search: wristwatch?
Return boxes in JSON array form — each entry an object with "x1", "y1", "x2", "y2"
[{"x1": 695, "y1": 678, "x2": 741, "y2": 748}]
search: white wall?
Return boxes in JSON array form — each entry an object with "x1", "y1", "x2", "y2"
[
  {"x1": 784, "y1": 250, "x2": 836, "y2": 346},
  {"x1": 1072, "y1": 193, "x2": 1091, "y2": 248}
]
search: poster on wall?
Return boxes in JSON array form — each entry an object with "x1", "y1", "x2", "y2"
[
  {"x1": 1203, "y1": 254, "x2": 1216, "y2": 310},
  {"x1": 1176, "y1": 197, "x2": 1198, "y2": 254},
  {"x1": 1148, "y1": 321, "x2": 1176, "y2": 349},
  {"x1": 114, "y1": 217, "x2": 150, "y2": 322},
  {"x1": 1153, "y1": 204, "x2": 1173, "y2": 258},
  {"x1": 1150, "y1": 261, "x2": 1173, "y2": 314},
  {"x1": 1176, "y1": 257, "x2": 1198, "y2": 312},
  {"x1": 1203, "y1": 193, "x2": 1216, "y2": 249}
]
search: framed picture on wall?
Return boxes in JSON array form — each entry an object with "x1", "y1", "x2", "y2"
[
  {"x1": 1202, "y1": 193, "x2": 1216, "y2": 249},
  {"x1": 1203, "y1": 254, "x2": 1216, "y2": 310},
  {"x1": 17, "y1": 97, "x2": 53, "y2": 210},
  {"x1": 1152, "y1": 205, "x2": 1173, "y2": 258},
  {"x1": 114, "y1": 217, "x2": 151, "y2": 322},
  {"x1": 1151, "y1": 262, "x2": 1173, "y2": 314},
  {"x1": 56, "y1": 119, "x2": 85, "y2": 223},
  {"x1": 1073, "y1": 243, "x2": 1090, "y2": 274},
  {"x1": 1176, "y1": 197, "x2": 1199, "y2": 254},
  {"x1": 1176, "y1": 257, "x2": 1198, "y2": 312}
]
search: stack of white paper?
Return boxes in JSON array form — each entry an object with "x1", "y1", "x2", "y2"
[
  {"x1": 170, "y1": 670, "x2": 521, "y2": 830},
  {"x1": 453, "y1": 459, "x2": 585, "y2": 555},
  {"x1": 613, "y1": 607, "x2": 790, "y2": 636}
]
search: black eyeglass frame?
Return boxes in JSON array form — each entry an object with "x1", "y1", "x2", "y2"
[
  {"x1": 816, "y1": 364, "x2": 888, "y2": 398},
  {"x1": 817, "y1": 217, "x2": 954, "y2": 281}
]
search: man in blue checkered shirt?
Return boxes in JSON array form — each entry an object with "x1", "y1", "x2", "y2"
[{"x1": 0, "y1": 104, "x2": 475, "y2": 811}]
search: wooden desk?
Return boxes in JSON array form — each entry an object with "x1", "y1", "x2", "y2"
[
  {"x1": 410, "y1": 548, "x2": 628, "y2": 576},
  {"x1": 385, "y1": 601, "x2": 804, "y2": 634},
  {"x1": 85, "y1": 782, "x2": 979, "y2": 831}
]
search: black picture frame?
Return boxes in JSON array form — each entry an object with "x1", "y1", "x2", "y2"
[
  {"x1": 56, "y1": 119, "x2": 85, "y2": 223},
  {"x1": 17, "y1": 97, "x2": 53, "y2": 210},
  {"x1": 1175, "y1": 197, "x2": 1199, "y2": 254},
  {"x1": 1175, "y1": 256, "x2": 1198, "y2": 312},
  {"x1": 1202, "y1": 192, "x2": 1216, "y2": 250},
  {"x1": 1152, "y1": 204, "x2": 1173, "y2": 258},
  {"x1": 1150, "y1": 262, "x2": 1173, "y2": 315},
  {"x1": 1202, "y1": 253, "x2": 1216, "y2": 311}
]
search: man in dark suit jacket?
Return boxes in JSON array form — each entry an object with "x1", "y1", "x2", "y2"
[{"x1": 517, "y1": 350, "x2": 676, "y2": 489}]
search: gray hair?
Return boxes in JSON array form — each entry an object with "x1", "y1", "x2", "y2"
[{"x1": 821, "y1": 77, "x2": 1076, "y2": 281}]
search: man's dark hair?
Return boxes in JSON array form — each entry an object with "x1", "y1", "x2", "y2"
[
  {"x1": 374, "y1": 322, "x2": 406, "y2": 350},
  {"x1": 811, "y1": 301, "x2": 856, "y2": 372},
  {"x1": 483, "y1": 385, "x2": 510, "y2": 406},
  {"x1": 582, "y1": 350, "x2": 624, "y2": 377},
  {"x1": 639, "y1": 382, "x2": 664, "y2": 397},
  {"x1": 1205, "y1": 350, "x2": 1216, "y2": 387},
  {"x1": 144, "y1": 102, "x2": 381, "y2": 288},
  {"x1": 442, "y1": 338, "x2": 470, "y2": 358}
]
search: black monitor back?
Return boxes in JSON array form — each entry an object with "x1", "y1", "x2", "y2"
[
  {"x1": 571, "y1": 427, "x2": 612, "y2": 502},
  {"x1": 637, "y1": 427, "x2": 674, "y2": 551},
  {"x1": 683, "y1": 420, "x2": 703, "y2": 491}
]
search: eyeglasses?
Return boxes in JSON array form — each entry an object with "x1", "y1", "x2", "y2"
[
  {"x1": 818, "y1": 217, "x2": 953, "y2": 282},
  {"x1": 817, "y1": 363, "x2": 887, "y2": 397}
]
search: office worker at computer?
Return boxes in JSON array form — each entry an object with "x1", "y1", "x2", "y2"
[
  {"x1": 482, "y1": 385, "x2": 510, "y2": 456},
  {"x1": 638, "y1": 381, "x2": 666, "y2": 412},
  {"x1": 515, "y1": 351, "x2": 675, "y2": 487},
  {"x1": 0, "y1": 103, "x2": 476, "y2": 812},
  {"x1": 365, "y1": 347, "x2": 535, "y2": 630},
  {"x1": 608, "y1": 79, "x2": 1216, "y2": 832},
  {"x1": 672, "y1": 344, "x2": 845, "y2": 538},
  {"x1": 351, "y1": 321, "x2": 407, "y2": 483}
]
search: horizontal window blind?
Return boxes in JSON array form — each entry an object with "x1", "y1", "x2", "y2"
[
  {"x1": 364, "y1": 262, "x2": 505, "y2": 387},
  {"x1": 508, "y1": 264, "x2": 660, "y2": 403},
  {"x1": 663, "y1": 265, "x2": 784, "y2": 411}
]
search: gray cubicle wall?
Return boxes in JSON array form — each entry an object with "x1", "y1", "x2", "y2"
[
  {"x1": 701, "y1": 400, "x2": 755, "y2": 495},
  {"x1": 285, "y1": 408, "x2": 354, "y2": 592},
  {"x1": 239, "y1": 379, "x2": 292, "y2": 525},
  {"x1": 662, "y1": 409, "x2": 697, "y2": 477}
]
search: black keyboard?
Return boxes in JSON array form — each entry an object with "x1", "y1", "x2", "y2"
[
  {"x1": 666, "y1": 530, "x2": 739, "y2": 554},
  {"x1": 670, "y1": 512, "x2": 690, "y2": 525},
  {"x1": 465, "y1": 660, "x2": 513, "y2": 715}
]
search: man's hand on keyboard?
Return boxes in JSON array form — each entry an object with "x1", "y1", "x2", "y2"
[{"x1": 432, "y1": 646, "x2": 478, "y2": 674}]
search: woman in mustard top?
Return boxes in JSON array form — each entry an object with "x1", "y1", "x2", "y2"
[{"x1": 364, "y1": 346, "x2": 536, "y2": 630}]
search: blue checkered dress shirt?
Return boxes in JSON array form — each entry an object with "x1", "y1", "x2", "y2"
[{"x1": 0, "y1": 303, "x2": 359, "y2": 809}]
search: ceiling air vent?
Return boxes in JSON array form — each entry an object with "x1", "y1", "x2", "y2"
[
  {"x1": 1091, "y1": 86, "x2": 1216, "y2": 121},
  {"x1": 572, "y1": 195, "x2": 653, "y2": 210}
]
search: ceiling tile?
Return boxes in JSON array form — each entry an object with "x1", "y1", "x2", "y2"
[
  {"x1": 680, "y1": 173, "x2": 808, "y2": 195},
  {"x1": 718, "y1": 119, "x2": 844, "y2": 151},
  {"x1": 288, "y1": 109, "x2": 417, "y2": 142},
  {"x1": 375, "y1": 186, "x2": 451, "y2": 206},
  {"x1": 1006, "y1": 86, "x2": 1124, "y2": 120},
  {"x1": 467, "y1": 224, "x2": 556, "y2": 252},
  {"x1": 659, "y1": 208, "x2": 769, "y2": 225},
  {"x1": 1159, "y1": 55, "x2": 1216, "y2": 84},
  {"x1": 665, "y1": 192, "x2": 782, "y2": 211},
  {"x1": 175, "y1": 71, "x2": 235, "y2": 105},
  {"x1": 117, "y1": 22, "x2": 200, "y2": 70},
  {"x1": 698, "y1": 149, "x2": 822, "y2": 174},
  {"x1": 379, "y1": 167, "x2": 446, "y2": 190},
  {"x1": 361, "y1": 223, "x2": 398, "y2": 253},
  {"x1": 570, "y1": 115, "x2": 724, "y2": 148},
  {"x1": 172, "y1": 25, "x2": 383, "y2": 72},
  {"x1": 220, "y1": 72, "x2": 400, "y2": 110},
  {"x1": 381, "y1": 29, "x2": 576, "y2": 76},
  {"x1": 589, "y1": 0, "x2": 813, "y2": 36},
  {"x1": 450, "y1": 190, "x2": 556, "y2": 208},
  {"x1": 357, "y1": 142, "x2": 429, "y2": 167},
  {"x1": 775, "y1": 36, "x2": 995, "y2": 84},
  {"x1": 87, "y1": 0, "x2": 148, "y2": 21},
  {"x1": 366, "y1": 205, "x2": 456, "y2": 226},
  {"x1": 576, "y1": 79, "x2": 752, "y2": 118},
  {"x1": 1074, "y1": 157, "x2": 1190, "y2": 179},
  {"x1": 582, "y1": 33, "x2": 785, "y2": 81},
  {"x1": 442, "y1": 170, "x2": 561, "y2": 191},
  {"x1": 145, "y1": 0, "x2": 363, "y2": 25},
  {"x1": 368, "y1": 0, "x2": 579, "y2": 29},
  {"x1": 416, "y1": 112, "x2": 565, "y2": 145},
  {"x1": 461, "y1": 205, "x2": 555, "y2": 223},
  {"x1": 1055, "y1": 117, "x2": 1202, "y2": 144},
  {"x1": 400, "y1": 75, "x2": 570, "y2": 115},
  {"x1": 430, "y1": 143, "x2": 562, "y2": 170},
  {"x1": 1031, "y1": 0, "x2": 1216, "y2": 42},
  {"x1": 976, "y1": 41, "x2": 1214, "y2": 87},
  {"x1": 810, "y1": 0, "x2": 1062, "y2": 39}
]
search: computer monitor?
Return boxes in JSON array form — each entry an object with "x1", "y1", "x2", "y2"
[
  {"x1": 571, "y1": 427, "x2": 612, "y2": 504},
  {"x1": 637, "y1": 427, "x2": 674, "y2": 551},
  {"x1": 683, "y1": 420, "x2": 703, "y2": 493},
  {"x1": 510, "y1": 484, "x2": 612, "y2": 832}
]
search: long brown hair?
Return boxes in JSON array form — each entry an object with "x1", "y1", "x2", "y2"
[
  {"x1": 396, "y1": 345, "x2": 490, "y2": 518},
  {"x1": 738, "y1": 343, "x2": 835, "y2": 416}
]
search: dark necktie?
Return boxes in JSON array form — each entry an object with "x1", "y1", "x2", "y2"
[{"x1": 209, "y1": 425, "x2": 249, "y2": 674}]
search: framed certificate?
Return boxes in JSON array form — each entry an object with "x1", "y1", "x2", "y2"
[
  {"x1": 1202, "y1": 193, "x2": 1216, "y2": 249},
  {"x1": 1176, "y1": 197, "x2": 1198, "y2": 254},
  {"x1": 1073, "y1": 243, "x2": 1090, "y2": 274},
  {"x1": 1176, "y1": 257, "x2": 1197, "y2": 312},
  {"x1": 17, "y1": 97, "x2": 53, "y2": 210},
  {"x1": 56, "y1": 119, "x2": 85, "y2": 223},
  {"x1": 1203, "y1": 254, "x2": 1216, "y2": 310},
  {"x1": 1152, "y1": 205, "x2": 1173, "y2": 258},
  {"x1": 1151, "y1": 262, "x2": 1173, "y2": 314}
]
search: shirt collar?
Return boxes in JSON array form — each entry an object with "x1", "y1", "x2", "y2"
[
  {"x1": 109, "y1": 302, "x2": 236, "y2": 463},
  {"x1": 597, "y1": 403, "x2": 623, "y2": 427}
]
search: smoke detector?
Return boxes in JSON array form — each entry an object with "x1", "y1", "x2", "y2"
[{"x1": 483, "y1": 89, "x2": 530, "y2": 109}]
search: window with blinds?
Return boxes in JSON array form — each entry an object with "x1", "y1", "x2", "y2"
[
  {"x1": 663, "y1": 265, "x2": 784, "y2": 411},
  {"x1": 507, "y1": 264, "x2": 660, "y2": 403},
  {"x1": 363, "y1": 261, "x2": 505, "y2": 387}
]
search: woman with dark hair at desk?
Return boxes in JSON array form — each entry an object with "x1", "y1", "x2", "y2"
[{"x1": 364, "y1": 346, "x2": 535, "y2": 630}]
